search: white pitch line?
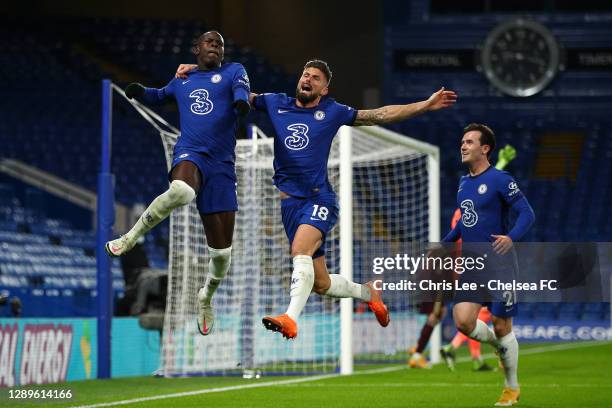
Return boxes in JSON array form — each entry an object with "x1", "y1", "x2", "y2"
[
  {"x1": 71, "y1": 341, "x2": 610, "y2": 408},
  {"x1": 70, "y1": 374, "x2": 336, "y2": 408},
  {"x1": 277, "y1": 383, "x2": 612, "y2": 388},
  {"x1": 70, "y1": 366, "x2": 401, "y2": 408}
]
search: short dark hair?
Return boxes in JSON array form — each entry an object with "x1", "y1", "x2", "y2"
[
  {"x1": 191, "y1": 31, "x2": 223, "y2": 54},
  {"x1": 463, "y1": 123, "x2": 496, "y2": 158},
  {"x1": 304, "y1": 59, "x2": 332, "y2": 84}
]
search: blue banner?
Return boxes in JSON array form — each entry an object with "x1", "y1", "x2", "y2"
[{"x1": 513, "y1": 319, "x2": 612, "y2": 342}]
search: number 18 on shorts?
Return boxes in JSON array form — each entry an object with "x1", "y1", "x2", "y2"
[{"x1": 281, "y1": 193, "x2": 339, "y2": 259}]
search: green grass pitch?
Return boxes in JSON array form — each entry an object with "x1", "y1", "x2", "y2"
[{"x1": 3, "y1": 341, "x2": 611, "y2": 407}]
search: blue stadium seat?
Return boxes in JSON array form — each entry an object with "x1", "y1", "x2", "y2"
[
  {"x1": 535, "y1": 303, "x2": 558, "y2": 320},
  {"x1": 518, "y1": 303, "x2": 536, "y2": 319},
  {"x1": 558, "y1": 303, "x2": 582, "y2": 320},
  {"x1": 581, "y1": 303, "x2": 606, "y2": 321}
]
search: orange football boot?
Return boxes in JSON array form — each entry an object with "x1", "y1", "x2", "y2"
[
  {"x1": 262, "y1": 314, "x2": 298, "y2": 339},
  {"x1": 366, "y1": 282, "x2": 390, "y2": 327}
]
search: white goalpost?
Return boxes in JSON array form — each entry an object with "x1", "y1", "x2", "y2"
[{"x1": 110, "y1": 85, "x2": 440, "y2": 376}]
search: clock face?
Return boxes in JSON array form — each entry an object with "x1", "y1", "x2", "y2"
[{"x1": 481, "y1": 19, "x2": 560, "y2": 97}]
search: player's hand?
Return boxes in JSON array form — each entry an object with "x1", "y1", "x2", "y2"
[
  {"x1": 491, "y1": 234, "x2": 513, "y2": 255},
  {"x1": 425, "y1": 87, "x2": 457, "y2": 111},
  {"x1": 176, "y1": 64, "x2": 198, "y2": 79},
  {"x1": 125, "y1": 83, "x2": 145, "y2": 100}
]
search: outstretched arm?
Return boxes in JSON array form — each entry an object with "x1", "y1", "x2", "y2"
[
  {"x1": 124, "y1": 82, "x2": 172, "y2": 104},
  {"x1": 353, "y1": 87, "x2": 457, "y2": 126}
]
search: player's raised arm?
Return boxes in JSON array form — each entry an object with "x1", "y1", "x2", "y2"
[
  {"x1": 249, "y1": 92, "x2": 273, "y2": 114},
  {"x1": 353, "y1": 87, "x2": 457, "y2": 126},
  {"x1": 124, "y1": 81, "x2": 175, "y2": 104}
]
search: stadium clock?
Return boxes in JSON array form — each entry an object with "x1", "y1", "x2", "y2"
[{"x1": 480, "y1": 19, "x2": 561, "y2": 97}]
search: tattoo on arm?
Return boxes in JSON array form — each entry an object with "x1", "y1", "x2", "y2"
[
  {"x1": 354, "y1": 107, "x2": 390, "y2": 126},
  {"x1": 353, "y1": 101, "x2": 427, "y2": 126}
]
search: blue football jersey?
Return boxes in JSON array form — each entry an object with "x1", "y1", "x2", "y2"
[
  {"x1": 142, "y1": 63, "x2": 250, "y2": 163},
  {"x1": 455, "y1": 166, "x2": 525, "y2": 242},
  {"x1": 253, "y1": 93, "x2": 357, "y2": 197}
]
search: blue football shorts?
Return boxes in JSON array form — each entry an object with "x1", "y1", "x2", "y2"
[
  {"x1": 169, "y1": 148, "x2": 238, "y2": 215},
  {"x1": 281, "y1": 192, "x2": 339, "y2": 259}
]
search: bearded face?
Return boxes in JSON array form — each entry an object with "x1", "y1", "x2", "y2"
[{"x1": 295, "y1": 67, "x2": 328, "y2": 105}]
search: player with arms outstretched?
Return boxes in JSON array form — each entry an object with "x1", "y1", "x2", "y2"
[
  {"x1": 181, "y1": 59, "x2": 454, "y2": 339},
  {"x1": 251, "y1": 61, "x2": 455, "y2": 339},
  {"x1": 105, "y1": 31, "x2": 251, "y2": 336},
  {"x1": 443, "y1": 125, "x2": 534, "y2": 406},
  {"x1": 179, "y1": 59, "x2": 456, "y2": 338}
]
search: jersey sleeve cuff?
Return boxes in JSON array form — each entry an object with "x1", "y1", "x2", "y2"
[
  {"x1": 349, "y1": 109, "x2": 358, "y2": 125},
  {"x1": 232, "y1": 87, "x2": 249, "y2": 103}
]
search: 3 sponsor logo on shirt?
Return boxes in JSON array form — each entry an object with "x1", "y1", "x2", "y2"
[
  {"x1": 189, "y1": 89, "x2": 214, "y2": 115},
  {"x1": 284, "y1": 123, "x2": 310, "y2": 150},
  {"x1": 460, "y1": 199, "x2": 479, "y2": 227}
]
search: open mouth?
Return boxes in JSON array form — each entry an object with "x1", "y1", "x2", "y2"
[{"x1": 301, "y1": 84, "x2": 312, "y2": 92}]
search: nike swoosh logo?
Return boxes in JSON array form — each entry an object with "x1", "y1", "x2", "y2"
[
  {"x1": 182, "y1": 80, "x2": 190, "y2": 85},
  {"x1": 278, "y1": 109, "x2": 289, "y2": 113}
]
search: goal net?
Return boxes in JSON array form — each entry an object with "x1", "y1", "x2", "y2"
[{"x1": 115, "y1": 87, "x2": 439, "y2": 376}]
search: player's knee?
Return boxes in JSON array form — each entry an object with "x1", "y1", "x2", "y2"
[
  {"x1": 208, "y1": 246, "x2": 231, "y2": 279},
  {"x1": 455, "y1": 317, "x2": 475, "y2": 335},
  {"x1": 290, "y1": 237, "x2": 323, "y2": 257},
  {"x1": 290, "y1": 245, "x2": 314, "y2": 258},
  {"x1": 168, "y1": 180, "x2": 196, "y2": 207},
  {"x1": 312, "y1": 276, "x2": 330, "y2": 295},
  {"x1": 493, "y1": 319, "x2": 511, "y2": 337}
]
